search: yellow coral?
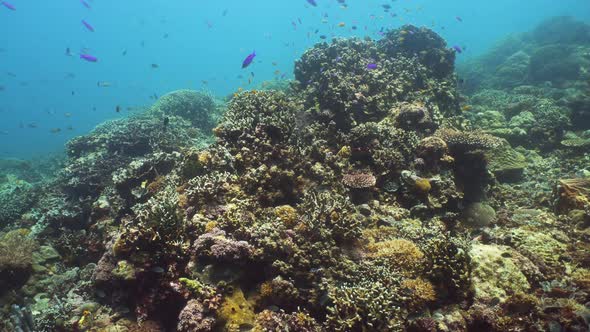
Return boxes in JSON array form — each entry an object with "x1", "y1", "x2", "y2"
[
  {"x1": 571, "y1": 267, "x2": 590, "y2": 289},
  {"x1": 204, "y1": 220, "x2": 218, "y2": 233},
  {"x1": 178, "y1": 193, "x2": 189, "y2": 209},
  {"x1": 414, "y1": 177, "x2": 431, "y2": 193},
  {"x1": 259, "y1": 281, "x2": 274, "y2": 298},
  {"x1": 275, "y1": 205, "x2": 298, "y2": 227},
  {"x1": 219, "y1": 287, "x2": 256, "y2": 331},
  {"x1": 366, "y1": 239, "x2": 425, "y2": 271},
  {"x1": 401, "y1": 278, "x2": 436, "y2": 311},
  {"x1": 337, "y1": 145, "x2": 352, "y2": 159},
  {"x1": 198, "y1": 150, "x2": 212, "y2": 166}
]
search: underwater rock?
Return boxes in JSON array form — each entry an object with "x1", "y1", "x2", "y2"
[
  {"x1": 470, "y1": 244, "x2": 530, "y2": 302},
  {"x1": 177, "y1": 299, "x2": 216, "y2": 332},
  {"x1": 555, "y1": 178, "x2": 590, "y2": 213},
  {"x1": 0, "y1": 230, "x2": 37, "y2": 295},
  {"x1": 462, "y1": 202, "x2": 496, "y2": 228}
]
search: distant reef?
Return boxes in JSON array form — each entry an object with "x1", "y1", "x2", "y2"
[{"x1": 1, "y1": 19, "x2": 590, "y2": 332}]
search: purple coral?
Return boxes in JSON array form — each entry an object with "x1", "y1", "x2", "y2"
[{"x1": 192, "y1": 229, "x2": 253, "y2": 262}]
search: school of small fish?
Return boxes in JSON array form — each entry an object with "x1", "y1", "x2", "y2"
[{"x1": 0, "y1": 0, "x2": 468, "y2": 141}]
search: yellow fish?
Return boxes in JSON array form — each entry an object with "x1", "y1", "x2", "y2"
[
  {"x1": 141, "y1": 180, "x2": 148, "y2": 189},
  {"x1": 338, "y1": 22, "x2": 346, "y2": 27}
]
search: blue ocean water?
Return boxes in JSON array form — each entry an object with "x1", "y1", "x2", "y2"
[{"x1": 0, "y1": 0, "x2": 588, "y2": 159}]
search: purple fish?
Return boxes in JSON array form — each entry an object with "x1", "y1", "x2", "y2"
[
  {"x1": 242, "y1": 51, "x2": 256, "y2": 69},
  {"x1": 366, "y1": 63, "x2": 378, "y2": 70},
  {"x1": 1, "y1": 1, "x2": 15, "y2": 10},
  {"x1": 307, "y1": 0, "x2": 317, "y2": 7},
  {"x1": 80, "y1": 54, "x2": 98, "y2": 62},
  {"x1": 82, "y1": 20, "x2": 94, "y2": 32},
  {"x1": 81, "y1": 0, "x2": 91, "y2": 9},
  {"x1": 452, "y1": 45, "x2": 462, "y2": 53}
]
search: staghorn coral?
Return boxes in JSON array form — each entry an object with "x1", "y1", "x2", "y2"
[{"x1": 325, "y1": 280, "x2": 405, "y2": 332}]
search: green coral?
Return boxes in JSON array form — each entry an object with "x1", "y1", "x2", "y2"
[{"x1": 470, "y1": 244, "x2": 530, "y2": 302}]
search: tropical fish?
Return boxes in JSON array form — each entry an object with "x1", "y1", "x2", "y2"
[
  {"x1": 80, "y1": 0, "x2": 91, "y2": 9},
  {"x1": 80, "y1": 54, "x2": 98, "y2": 62},
  {"x1": 338, "y1": 22, "x2": 346, "y2": 27},
  {"x1": 306, "y1": 0, "x2": 317, "y2": 7},
  {"x1": 97, "y1": 81, "x2": 112, "y2": 87},
  {"x1": 452, "y1": 45, "x2": 462, "y2": 53},
  {"x1": 151, "y1": 63, "x2": 159, "y2": 69},
  {"x1": 82, "y1": 20, "x2": 95, "y2": 32},
  {"x1": 455, "y1": 16, "x2": 463, "y2": 22},
  {"x1": 1, "y1": 1, "x2": 15, "y2": 10},
  {"x1": 367, "y1": 63, "x2": 378, "y2": 70},
  {"x1": 242, "y1": 51, "x2": 256, "y2": 69}
]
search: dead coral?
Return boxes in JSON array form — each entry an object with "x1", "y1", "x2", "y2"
[{"x1": 555, "y1": 178, "x2": 590, "y2": 213}]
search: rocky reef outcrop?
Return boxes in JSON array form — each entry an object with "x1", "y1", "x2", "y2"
[{"x1": 0, "y1": 21, "x2": 589, "y2": 332}]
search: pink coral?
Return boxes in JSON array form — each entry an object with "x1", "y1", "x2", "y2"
[
  {"x1": 192, "y1": 229, "x2": 253, "y2": 262},
  {"x1": 342, "y1": 173, "x2": 376, "y2": 189}
]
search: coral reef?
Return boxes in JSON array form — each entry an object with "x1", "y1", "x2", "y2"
[{"x1": 0, "y1": 19, "x2": 589, "y2": 332}]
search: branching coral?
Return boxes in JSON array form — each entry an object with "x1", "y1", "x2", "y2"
[
  {"x1": 325, "y1": 280, "x2": 405, "y2": 332},
  {"x1": 365, "y1": 238, "x2": 425, "y2": 274}
]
